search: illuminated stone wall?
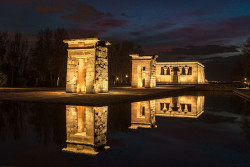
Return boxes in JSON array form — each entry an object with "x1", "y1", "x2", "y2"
[
  {"x1": 64, "y1": 38, "x2": 110, "y2": 93},
  {"x1": 130, "y1": 54, "x2": 158, "y2": 88},
  {"x1": 155, "y1": 96, "x2": 204, "y2": 118},
  {"x1": 63, "y1": 105, "x2": 108, "y2": 155},
  {"x1": 156, "y1": 62, "x2": 206, "y2": 84},
  {"x1": 129, "y1": 100, "x2": 156, "y2": 129}
]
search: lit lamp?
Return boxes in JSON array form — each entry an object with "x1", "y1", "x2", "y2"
[
  {"x1": 125, "y1": 75, "x2": 128, "y2": 78},
  {"x1": 244, "y1": 77, "x2": 247, "y2": 84}
]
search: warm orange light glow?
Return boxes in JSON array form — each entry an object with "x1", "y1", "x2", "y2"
[
  {"x1": 125, "y1": 74, "x2": 128, "y2": 78},
  {"x1": 156, "y1": 96, "x2": 204, "y2": 118},
  {"x1": 77, "y1": 59, "x2": 86, "y2": 93},
  {"x1": 155, "y1": 62, "x2": 205, "y2": 84},
  {"x1": 76, "y1": 106, "x2": 86, "y2": 136},
  {"x1": 63, "y1": 105, "x2": 109, "y2": 155},
  {"x1": 137, "y1": 66, "x2": 143, "y2": 88},
  {"x1": 129, "y1": 100, "x2": 156, "y2": 129},
  {"x1": 65, "y1": 38, "x2": 109, "y2": 94}
]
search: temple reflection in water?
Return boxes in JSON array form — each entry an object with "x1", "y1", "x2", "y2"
[
  {"x1": 129, "y1": 96, "x2": 205, "y2": 129},
  {"x1": 62, "y1": 105, "x2": 108, "y2": 155},
  {"x1": 155, "y1": 96, "x2": 205, "y2": 118},
  {"x1": 63, "y1": 96, "x2": 205, "y2": 154}
]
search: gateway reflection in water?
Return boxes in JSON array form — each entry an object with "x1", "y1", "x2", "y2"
[
  {"x1": 129, "y1": 100, "x2": 157, "y2": 129},
  {"x1": 62, "y1": 105, "x2": 108, "y2": 155}
]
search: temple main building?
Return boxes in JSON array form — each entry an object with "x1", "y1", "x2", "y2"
[
  {"x1": 131, "y1": 54, "x2": 206, "y2": 88},
  {"x1": 156, "y1": 62, "x2": 205, "y2": 84}
]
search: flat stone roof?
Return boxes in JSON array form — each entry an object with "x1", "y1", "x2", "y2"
[
  {"x1": 130, "y1": 54, "x2": 158, "y2": 60},
  {"x1": 156, "y1": 61, "x2": 205, "y2": 67},
  {"x1": 63, "y1": 38, "x2": 111, "y2": 47}
]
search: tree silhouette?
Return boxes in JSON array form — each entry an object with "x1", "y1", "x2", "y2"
[
  {"x1": 108, "y1": 41, "x2": 143, "y2": 86},
  {"x1": 31, "y1": 28, "x2": 68, "y2": 87},
  {"x1": 242, "y1": 37, "x2": 250, "y2": 80},
  {"x1": 7, "y1": 33, "x2": 28, "y2": 86},
  {"x1": 0, "y1": 32, "x2": 8, "y2": 63}
]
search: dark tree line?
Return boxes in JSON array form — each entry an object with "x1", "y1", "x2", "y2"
[
  {"x1": 31, "y1": 28, "x2": 68, "y2": 87},
  {"x1": 108, "y1": 41, "x2": 143, "y2": 86},
  {"x1": 242, "y1": 38, "x2": 250, "y2": 80},
  {"x1": 230, "y1": 38, "x2": 250, "y2": 83},
  {"x1": 0, "y1": 28, "x2": 142, "y2": 87},
  {"x1": 0, "y1": 32, "x2": 28, "y2": 86},
  {"x1": 0, "y1": 28, "x2": 69, "y2": 87}
]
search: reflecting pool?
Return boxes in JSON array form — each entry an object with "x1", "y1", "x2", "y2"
[{"x1": 0, "y1": 93, "x2": 250, "y2": 167}]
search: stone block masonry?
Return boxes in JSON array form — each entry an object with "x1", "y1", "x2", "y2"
[
  {"x1": 130, "y1": 54, "x2": 158, "y2": 88},
  {"x1": 64, "y1": 38, "x2": 110, "y2": 94},
  {"x1": 130, "y1": 54, "x2": 206, "y2": 87},
  {"x1": 63, "y1": 105, "x2": 108, "y2": 155}
]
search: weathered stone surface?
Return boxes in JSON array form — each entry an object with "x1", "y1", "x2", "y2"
[
  {"x1": 156, "y1": 62, "x2": 206, "y2": 84},
  {"x1": 63, "y1": 105, "x2": 108, "y2": 155},
  {"x1": 130, "y1": 54, "x2": 158, "y2": 88},
  {"x1": 155, "y1": 96, "x2": 205, "y2": 118},
  {"x1": 129, "y1": 100, "x2": 157, "y2": 129},
  {"x1": 64, "y1": 38, "x2": 110, "y2": 94}
]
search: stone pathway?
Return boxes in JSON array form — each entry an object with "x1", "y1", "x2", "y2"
[{"x1": 0, "y1": 86, "x2": 191, "y2": 106}]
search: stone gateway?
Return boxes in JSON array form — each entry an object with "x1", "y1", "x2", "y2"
[{"x1": 64, "y1": 38, "x2": 110, "y2": 94}]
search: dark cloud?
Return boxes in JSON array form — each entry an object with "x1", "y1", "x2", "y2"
[
  {"x1": 141, "y1": 44, "x2": 240, "y2": 63},
  {"x1": 129, "y1": 31, "x2": 145, "y2": 37},
  {"x1": 149, "y1": 22, "x2": 175, "y2": 30},
  {"x1": 203, "y1": 55, "x2": 241, "y2": 81},
  {"x1": 129, "y1": 22, "x2": 175, "y2": 38},
  {"x1": 35, "y1": 3, "x2": 67, "y2": 14},
  {"x1": 68, "y1": 29, "x2": 107, "y2": 39},
  {"x1": 121, "y1": 13, "x2": 128, "y2": 17},
  {"x1": 165, "y1": 45, "x2": 239, "y2": 56},
  {"x1": 2, "y1": 0, "x2": 73, "y2": 13},
  {"x1": 68, "y1": 18, "x2": 127, "y2": 38},
  {"x1": 131, "y1": 15, "x2": 250, "y2": 48},
  {"x1": 93, "y1": 18, "x2": 128, "y2": 28},
  {"x1": 62, "y1": 2, "x2": 111, "y2": 22}
]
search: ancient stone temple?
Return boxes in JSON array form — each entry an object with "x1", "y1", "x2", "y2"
[
  {"x1": 156, "y1": 62, "x2": 206, "y2": 84},
  {"x1": 155, "y1": 96, "x2": 205, "y2": 118},
  {"x1": 64, "y1": 38, "x2": 110, "y2": 93},
  {"x1": 63, "y1": 105, "x2": 108, "y2": 155},
  {"x1": 129, "y1": 100, "x2": 157, "y2": 129},
  {"x1": 130, "y1": 54, "x2": 158, "y2": 88}
]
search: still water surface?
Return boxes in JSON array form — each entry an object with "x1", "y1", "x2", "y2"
[{"x1": 0, "y1": 92, "x2": 249, "y2": 167}]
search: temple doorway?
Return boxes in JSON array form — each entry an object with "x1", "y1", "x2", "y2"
[
  {"x1": 77, "y1": 58, "x2": 87, "y2": 93},
  {"x1": 172, "y1": 67, "x2": 179, "y2": 83},
  {"x1": 76, "y1": 106, "x2": 86, "y2": 136},
  {"x1": 137, "y1": 66, "x2": 146, "y2": 88}
]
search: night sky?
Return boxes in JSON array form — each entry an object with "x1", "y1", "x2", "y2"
[{"x1": 1, "y1": 0, "x2": 250, "y2": 81}]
